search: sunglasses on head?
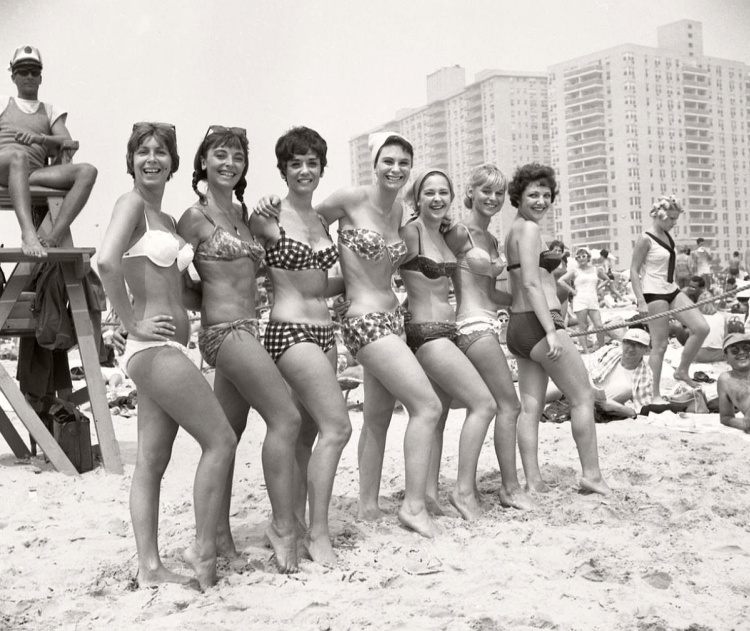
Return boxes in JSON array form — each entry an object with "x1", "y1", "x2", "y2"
[
  {"x1": 204, "y1": 125, "x2": 247, "y2": 140},
  {"x1": 14, "y1": 68, "x2": 41, "y2": 77},
  {"x1": 728, "y1": 343, "x2": 750, "y2": 356},
  {"x1": 132, "y1": 121, "x2": 177, "y2": 138}
]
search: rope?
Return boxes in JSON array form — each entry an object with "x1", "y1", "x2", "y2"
[{"x1": 567, "y1": 282, "x2": 750, "y2": 337}]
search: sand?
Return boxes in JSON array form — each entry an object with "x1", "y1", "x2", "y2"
[{"x1": 1, "y1": 347, "x2": 749, "y2": 631}]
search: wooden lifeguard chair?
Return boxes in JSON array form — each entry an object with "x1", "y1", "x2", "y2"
[{"x1": 0, "y1": 140, "x2": 123, "y2": 475}]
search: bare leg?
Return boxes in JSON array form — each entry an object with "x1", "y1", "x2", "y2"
[
  {"x1": 214, "y1": 332, "x2": 301, "y2": 573},
  {"x1": 425, "y1": 385, "x2": 450, "y2": 516},
  {"x1": 417, "y1": 339, "x2": 496, "y2": 521},
  {"x1": 516, "y1": 357, "x2": 551, "y2": 493},
  {"x1": 28, "y1": 163, "x2": 98, "y2": 246},
  {"x1": 646, "y1": 303, "x2": 671, "y2": 402},
  {"x1": 590, "y1": 309, "x2": 605, "y2": 349},
  {"x1": 358, "y1": 336, "x2": 443, "y2": 538},
  {"x1": 464, "y1": 336, "x2": 533, "y2": 510},
  {"x1": 129, "y1": 347, "x2": 237, "y2": 590},
  {"x1": 533, "y1": 334, "x2": 610, "y2": 496},
  {"x1": 357, "y1": 370, "x2": 395, "y2": 521},
  {"x1": 278, "y1": 344, "x2": 351, "y2": 565},
  {"x1": 0, "y1": 151, "x2": 45, "y2": 257},
  {"x1": 576, "y1": 309, "x2": 590, "y2": 352},
  {"x1": 671, "y1": 294, "x2": 710, "y2": 387}
]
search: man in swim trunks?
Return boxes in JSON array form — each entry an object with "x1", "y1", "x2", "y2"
[
  {"x1": 717, "y1": 332, "x2": 750, "y2": 433},
  {"x1": 0, "y1": 45, "x2": 97, "y2": 257}
]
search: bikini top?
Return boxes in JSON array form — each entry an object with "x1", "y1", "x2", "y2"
[
  {"x1": 338, "y1": 227, "x2": 408, "y2": 267},
  {"x1": 192, "y1": 208, "x2": 265, "y2": 263},
  {"x1": 455, "y1": 225, "x2": 505, "y2": 278},
  {"x1": 507, "y1": 250, "x2": 561, "y2": 274},
  {"x1": 645, "y1": 230, "x2": 676, "y2": 283},
  {"x1": 399, "y1": 224, "x2": 457, "y2": 280},
  {"x1": 265, "y1": 216, "x2": 339, "y2": 271},
  {"x1": 123, "y1": 210, "x2": 193, "y2": 272}
]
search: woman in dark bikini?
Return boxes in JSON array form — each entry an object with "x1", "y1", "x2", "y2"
[
  {"x1": 177, "y1": 126, "x2": 301, "y2": 573},
  {"x1": 251, "y1": 127, "x2": 351, "y2": 564},
  {"x1": 255, "y1": 132, "x2": 443, "y2": 539},
  {"x1": 630, "y1": 195, "x2": 708, "y2": 402},
  {"x1": 504, "y1": 163, "x2": 609, "y2": 496},
  {"x1": 444, "y1": 163, "x2": 532, "y2": 511},
  {"x1": 399, "y1": 168, "x2": 496, "y2": 520},
  {"x1": 98, "y1": 123, "x2": 237, "y2": 590}
]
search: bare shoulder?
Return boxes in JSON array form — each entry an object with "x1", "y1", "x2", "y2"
[
  {"x1": 444, "y1": 222, "x2": 469, "y2": 253},
  {"x1": 112, "y1": 190, "x2": 145, "y2": 216}
]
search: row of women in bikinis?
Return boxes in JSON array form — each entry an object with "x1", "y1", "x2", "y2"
[{"x1": 98, "y1": 123, "x2": 610, "y2": 590}]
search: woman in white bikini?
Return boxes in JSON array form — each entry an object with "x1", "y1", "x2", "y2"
[{"x1": 98, "y1": 123, "x2": 237, "y2": 591}]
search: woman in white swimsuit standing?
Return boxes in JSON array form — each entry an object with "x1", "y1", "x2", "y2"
[{"x1": 98, "y1": 123, "x2": 236, "y2": 591}]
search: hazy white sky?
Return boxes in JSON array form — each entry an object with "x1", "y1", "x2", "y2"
[{"x1": 1, "y1": 0, "x2": 749, "y2": 256}]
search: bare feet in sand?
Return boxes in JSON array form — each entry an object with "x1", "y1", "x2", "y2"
[
  {"x1": 525, "y1": 479, "x2": 551, "y2": 494},
  {"x1": 357, "y1": 502, "x2": 385, "y2": 521},
  {"x1": 580, "y1": 476, "x2": 612, "y2": 496},
  {"x1": 22, "y1": 232, "x2": 46, "y2": 258},
  {"x1": 183, "y1": 543, "x2": 218, "y2": 591},
  {"x1": 673, "y1": 370, "x2": 698, "y2": 388},
  {"x1": 449, "y1": 489, "x2": 484, "y2": 521},
  {"x1": 425, "y1": 496, "x2": 448, "y2": 516},
  {"x1": 137, "y1": 564, "x2": 196, "y2": 589},
  {"x1": 499, "y1": 485, "x2": 536, "y2": 510},
  {"x1": 216, "y1": 531, "x2": 239, "y2": 559},
  {"x1": 265, "y1": 523, "x2": 298, "y2": 573},
  {"x1": 305, "y1": 534, "x2": 337, "y2": 566},
  {"x1": 397, "y1": 503, "x2": 443, "y2": 538}
]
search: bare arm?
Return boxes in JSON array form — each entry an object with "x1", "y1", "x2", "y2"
[
  {"x1": 314, "y1": 186, "x2": 360, "y2": 226},
  {"x1": 717, "y1": 373, "x2": 749, "y2": 431},
  {"x1": 629, "y1": 234, "x2": 650, "y2": 314},
  {"x1": 97, "y1": 192, "x2": 145, "y2": 333},
  {"x1": 557, "y1": 268, "x2": 576, "y2": 295}
]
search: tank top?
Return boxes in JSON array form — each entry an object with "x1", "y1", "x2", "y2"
[{"x1": 0, "y1": 97, "x2": 50, "y2": 170}]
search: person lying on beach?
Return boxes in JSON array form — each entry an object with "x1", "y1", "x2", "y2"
[
  {"x1": 545, "y1": 327, "x2": 653, "y2": 420},
  {"x1": 0, "y1": 45, "x2": 97, "y2": 256},
  {"x1": 717, "y1": 332, "x2": 750, "y2": 433}
]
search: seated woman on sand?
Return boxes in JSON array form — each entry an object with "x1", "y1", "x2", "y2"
[
  {"x1": 177, "y1": 125, "x2": 301, "y2": 573},
  {"x1": 444, "y1": 164, "x2": 532, "y2": 510},
  {"x1": 98, "y1": 122, "x2": 237, "y2": 590},
  {"x1": 398, "y1": 168, "x2": 496, "y2": 520},
  {"x1": 503, "y1": 163, "x2": 609, "y2": 496},
  {"x1": 251, "y1": 127, "x2": 351, "y2": 564},
  {"x1": 630, "y1": 196, "x2": 709, "y2": 402}
]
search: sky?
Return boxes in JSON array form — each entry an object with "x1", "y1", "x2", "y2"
[{"x1": 1, "y1": 0, "x2": 749, "y2": 264}]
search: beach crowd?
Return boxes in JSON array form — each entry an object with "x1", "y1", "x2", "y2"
[{"x1": 2, "y1": 45, "x2": 749, "y2": 592}]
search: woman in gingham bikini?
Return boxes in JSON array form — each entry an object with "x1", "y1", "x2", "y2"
[{"x1": 251, "y1": 126, "x2": 351, "y2": 565}]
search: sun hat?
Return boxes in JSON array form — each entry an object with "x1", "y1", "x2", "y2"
[
  {"x1": 622, "y1": 328, "x2": 650, "y2": 347},
  {"x1": 723, "y1": 332, "x2": 750, "y2": 351},
  {"x1": 9, "y1": 45, "x2": 42, "y2": 71}
]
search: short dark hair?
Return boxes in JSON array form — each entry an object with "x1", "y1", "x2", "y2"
[
  {"x1": 126, "y1": 124, "x2": 179, "y2": 181},
  {"x1": 275, "y1": 126, "x2": 328, "y2": 177},
  {"x1": 690, "y1": 275, "x2": 706, "y2": 288},
  {"x1": 507, "y1": 163, "x2": 558, "y2": 208},
  {"x1": 600, "y1": 249, "x2": 609, "y2": 258},
  {"x1": 696, "y1": 237, "x2": 705, "y2": 244},
  {"x1": 373, "y1": 134, "x2": 414, "y2": 166},
  {"x1": 548, "y1": 239, "x2": 565, "y2": 251}
]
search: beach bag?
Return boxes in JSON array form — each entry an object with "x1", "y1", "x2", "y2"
[
  {"x1": 29, "y1": 262, "x2": 76, "y2": 351},
  {"x1": 45, "y1": 395, "x2": 93, "y2": 473},
  {"x1": 727, "y1": 316, "x2": 745, "y2": 334}
]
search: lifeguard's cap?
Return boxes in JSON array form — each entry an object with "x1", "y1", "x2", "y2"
[{"x1": 9, "y1": 45, "x2": 43, "y2": 71}]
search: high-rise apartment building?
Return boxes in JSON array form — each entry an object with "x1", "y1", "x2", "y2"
[
  {"x1": 350, "y1": 67, "x2": 552, "y2": 238},
  {"x1": 550, "y1": 20, "x2": 750, "y2": 268}
]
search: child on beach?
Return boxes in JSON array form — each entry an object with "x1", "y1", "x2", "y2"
[{"x1": 717, "y1": 332, "x2": 750, "y2": 433}]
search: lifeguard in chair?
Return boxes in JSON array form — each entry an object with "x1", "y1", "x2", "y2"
[{"x1": 0, "y1": 45, "x2": 97, "y2": 256}]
